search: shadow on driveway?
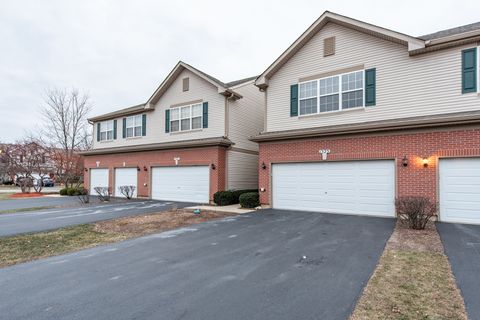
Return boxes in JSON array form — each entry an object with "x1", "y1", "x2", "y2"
[{"x1": 0, "y1": 209, "x2": 394, "y2": 320}]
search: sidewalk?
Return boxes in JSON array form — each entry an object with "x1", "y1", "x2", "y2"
[{"x1": 185, "y1": 204, "x2": 256, "y2": 214}]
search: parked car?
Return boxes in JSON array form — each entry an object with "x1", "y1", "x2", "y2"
[{"x1": 41, "y1": 177, "x2": 54, "y2": 187}]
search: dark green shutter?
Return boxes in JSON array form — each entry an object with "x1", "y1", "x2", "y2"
[
  {"x1": 462, "y1": 48, "x2": 477, "y2": 93},
  {"x1": 165, "y1": 109, "x2": 170, "y2": 133},
  {"x1": 122, "y1": 118, "x2": 126, "y2": 138},
  {"x1": 202, "y1": 102, "x2": 208, "y2": 128},
  {"x1": 290, "y1": 84, "x2": 298, "y2": 117},
  {"x1": 96, "y1": 123, "x2": 101, "y2": 142},
  {"x1": 365, "y1": 68, "x2": 376, "y2": 106},
  {"x1": 142, "y1": 114, "x2": 146, "y2": 136},
  {"x1": 113, "y1": 120, "x2": 117, "y2": 139}
]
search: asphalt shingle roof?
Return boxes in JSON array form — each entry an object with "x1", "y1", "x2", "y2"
[{"x1": 419, "y1": 21, "x2": 480, "y2": 41}]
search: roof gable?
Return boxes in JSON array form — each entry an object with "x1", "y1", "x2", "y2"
[{"x1": 255, "y1": 11, "x2": 425, "y2": 88}]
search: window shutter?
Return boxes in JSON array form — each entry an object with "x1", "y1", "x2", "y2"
[
  {"x1": 462, "y1": 48, "x2": 477, "y2": 93},
  {"x1": 203, "y1": 102, "x2": 208, "y2": 128},
  {"x1": 290, "y1": 84, "x2": 298, "y2": 117},
  {"x1": 165, "y1": 109, "x2": 170, "y2": 133},
  {"x1": 142, "y1": 114, "x2": 146, "y2": 136},
  {"x1": 113, "y1": 120, "x2": 117, "y2": 139},
  {"x1": 96, "y1": 123, "x2": 101, "y2": 142},
  {"x1": 365, "y1": 68, "x2": 376, "y2": 106},
  {"x1": 122, "y1": 118, "x2": 126, "y2": 138}
]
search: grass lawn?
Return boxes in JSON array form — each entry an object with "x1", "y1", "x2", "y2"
[
  {"x1": 0, "y1": 209, "x2": 239, "y2": 268},
  {"x1": 350, "y1": 222, "x2": 467, "y2": 320},
  {"x1": 0, "y1": 206, "x2": 55, "y2": 215},
  {"x1": 0, "y1": 193, "x2": 15, "y2": 200}
]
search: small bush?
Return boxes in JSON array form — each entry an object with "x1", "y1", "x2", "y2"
[
  {"x1": 239, "y1": 192, "x2": 260, "y2": 208},
  {"x1": 59, "y1": 188, "x2": 68, "y2": 196},
  {"x1": 396, "y1": 196, "x2": 437, "y2": 230},
  {"x1": 76, "y1": 188, "x2": 90, "y2": 204},
  {"x1": 232, "y1": 189, "x2": 258, "y2": 203},
  {"x1": 66, "y1": 188, "x2": 76, "y2": 196},
  {"x1": 94, "y1": 187, "x2": 110, "y2": 202},
  {"x1": 119, "y1": 185, "x2": 136, "y2": 199},
  {"x1": 213, "y1": 191, "x2": 236, "y2": 206}
]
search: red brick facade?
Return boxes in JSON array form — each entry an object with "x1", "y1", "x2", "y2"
[
  {"x1": 258, "y1": 127, "x2": 480, "y2": 205},
  {"x1": 84, "y1": 146, "x2": 226, "y2": 201}
]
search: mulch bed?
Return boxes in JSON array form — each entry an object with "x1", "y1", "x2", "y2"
[{"x1": 9, "y1": 193, "x2": 44, "y2": 198}]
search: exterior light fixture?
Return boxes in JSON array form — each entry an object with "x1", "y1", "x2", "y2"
[
  {"x1": 423, "y1": 157, "x2": 429, "y2": 168},
  {"x1": 211, "y1": 163, "x2": 216, "y2": 170},
  {"x1": 84, "y1": 168, "x2": 88, "y2": 172},
  {"x1": 137, "y1": 166, "x2": 141, "y2": 171},
  {"x1": 143, "y1": 166, "x2": 148, "y2": 171},
  {"x1": 261, "y1": 162, "x2": 267, "y2": 170},
  {"x1": 402, "y1": 155, "x2": 408, "y2": 167}
]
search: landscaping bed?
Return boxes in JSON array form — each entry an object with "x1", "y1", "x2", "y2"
[
  {"x1": 0, "y1": 209, "x2": 240, "y2": 268},
  {"x1": 350, "y1": 221, "x2": 467, "y2": 320}
]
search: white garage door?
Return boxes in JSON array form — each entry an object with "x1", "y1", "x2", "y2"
[
  {"x1": 114, "y1": 168, "x2": 138, "y2": 198},
  {"x1": 272, "y1": 160, "x2": 395, "y2": 217},
  {"x1": 440, "y1": 158, "x2": 480, "y2": 224},
  {"x1": 151, "y1": 166, "x2": 209, "y2": 203},
  {"x1": 89, "y1": 168, "x2": 109, "y2": 195}
]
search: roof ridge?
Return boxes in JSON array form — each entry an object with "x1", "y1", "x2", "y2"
[{"x1": 419, "y1": 21, "x2": 480, "y2": 40}]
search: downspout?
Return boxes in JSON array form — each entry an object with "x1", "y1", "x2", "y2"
[{"x1": 224, "y1": 92, "x2": 235, "y2": 190}]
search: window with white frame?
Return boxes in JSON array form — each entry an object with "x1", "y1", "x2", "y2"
[
  {"x1": 126, "y1": 115, "x2": 142, "y2": 138},
  {"x1": 100, "y1": 120, "x2": 113, "y2": 141},
  {"x1": 298, "y1": 70, "x2": 364, "y2": 116},
  {"x1": 170, "y1": 103, "x2": 202, "y2": 132}
]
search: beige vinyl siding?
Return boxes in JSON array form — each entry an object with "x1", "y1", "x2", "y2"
[
  {"x1": 93, "y1": 69, "x2": 226, "y2": 149},
  {"x1": 266, "y1": 22, "x2": 480, "y2": 133},
  {"x1": 226, "y1": 150, "x2": 259, "y2": 190},
  {"x1": 227, "y1": 83, "x2": 265, "y2": 151}
]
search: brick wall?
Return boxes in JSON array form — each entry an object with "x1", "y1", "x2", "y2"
[
  {"x1": 258, "y1": 128, "x2": 480, "y2": 205},
  {"x1": 84, "y1": 146, "x2": 226, "y2": 200}
]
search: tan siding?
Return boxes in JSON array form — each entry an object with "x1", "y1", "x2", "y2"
[
  {"x1": 93, "y1": 69, "x2": 225, "y2": 149},
  {"x1": 227, "y1": 83, "x2": 265, "y2": 150},
  {"x1": 266, "y1": 22, "x2": 480, "y2": 133},
  {"x1": 227, "y1": 150, "x2": 258, "y2": 190}
]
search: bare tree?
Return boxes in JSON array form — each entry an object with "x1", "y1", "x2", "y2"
[
  {"x1": 4, "y1": 140, "x2": 50, "y2": 193},
  {"x1": 39, "y1": 88, "x2": 92, "y2": 188}
]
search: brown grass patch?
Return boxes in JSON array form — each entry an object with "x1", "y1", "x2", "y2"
[
  {"x1": 350, "y1": 221, "x2": 467, "y2": 320},
  {"x1": 0, "y1": 209, "x2": 240, "y2": 268}
]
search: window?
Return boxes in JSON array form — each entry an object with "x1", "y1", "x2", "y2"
[
  {"x1": 298, "y1": 70, "x2": 365, "y2": 116},
  {"x1": 170, "y1": 103, "x2": 203, "y2": 132},
  {"x1": 100, "y1": 120, "x2": 113, "y2": 141},
  {"x1": 126, "y1": 115, "x2": 142, "y2": 138}
]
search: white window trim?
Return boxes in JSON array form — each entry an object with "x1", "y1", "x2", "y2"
[
  {"x1": 99, "y1": 120, "x2": 114, "y2": 142},
  {"x1": 170, "y1": 103, "x2": 203, "y2": 133},
  {"x1": 298, "y1": 70, "x2": 366, "y2": 117},
  {"x1": 125, "y1": 115, "x2": 143, "y2": 138}
]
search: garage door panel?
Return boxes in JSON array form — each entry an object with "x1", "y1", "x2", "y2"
[
  {"x1": 272, "y1": 161, "x2": 395, "y2": 217},
  {"x1": 151, "y1": 166, "x2": 209, "y2": 203},
  {"x1": 90, "y1": 169, "x2": 109, "y2": 196},
  {"x1": 440, "y1": 158, "x2": 480, "y2": 224},
  {"x1": 114, "y1": 168, "x2": 138, "y2": 198}
]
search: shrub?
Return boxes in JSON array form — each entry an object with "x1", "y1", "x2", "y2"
[
  {"x1": 119, "y1": 185, "x2": 136, "y2": 199},
  {"x1": 76, "y1": 188, "x2": 90, "y2": 204},
  {"x1": 94, "y1": 187, "x2": 110, "y2": 202},
  {"x1": 239, "y1": 192, "x2": 260, "y2": 208},
  {"x1": 213, "y1": 191, "x2": 236, "y2": 206},
  {"x1": 395, "y1": 196, "x2": 437, "y2": 230},
  {"x1": 66, "y1": 188, "x2": 77, "y2": 196},
  {"x1": 232, "y1": 189, "x2": 258, "y2": 203},
  {"x1": 59, "y1": 188, "x2": 68, "y2": 196}
]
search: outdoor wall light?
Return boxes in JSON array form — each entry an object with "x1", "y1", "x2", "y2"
[
  {"x1": 261, "y1": 162, "x2": 267, "y2": 170},
  {"x1": 137, "y1": 166, "x2": 141, "y2": 171},
  {"x1": 423, "y1": 157, "x2": 429, "y2": 168},
  {"x1": 211, "y1": 163, "x2": 216, "y2": 170},
  {"x1": 402, "y1": 155, "x2": 408, "y2": 167},
  {"x1": 84, "y1": 168, "x2": 88, "y2": 172},
  {"x1": 143, "y1": 166, "x2": 148, "y2": 172}
]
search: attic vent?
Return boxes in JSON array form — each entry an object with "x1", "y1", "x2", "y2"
[
  {"x1": 323, "y1": 37, "x2": 335, "y2": 57},
  {"x1": 182, "y1": 77, "x2": 189, "y2": 92}
]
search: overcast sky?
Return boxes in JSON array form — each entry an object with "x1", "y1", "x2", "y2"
[{"x1": 1, "y1": 0, "x2": 479, "y2": 142}]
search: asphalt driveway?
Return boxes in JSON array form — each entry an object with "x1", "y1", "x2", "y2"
[
  {"x1": 0, "y1": 199, "x2": 192, "y2": 237},
  {"x1": 0, "y1": 195, "x2": 80, "y2": 211},
  {"x1": 437, "y1": 222, "x2": 480, "y2": 320},
  {"x1": 0, "y1": 209, "x2": 394, "y2": 320}
]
